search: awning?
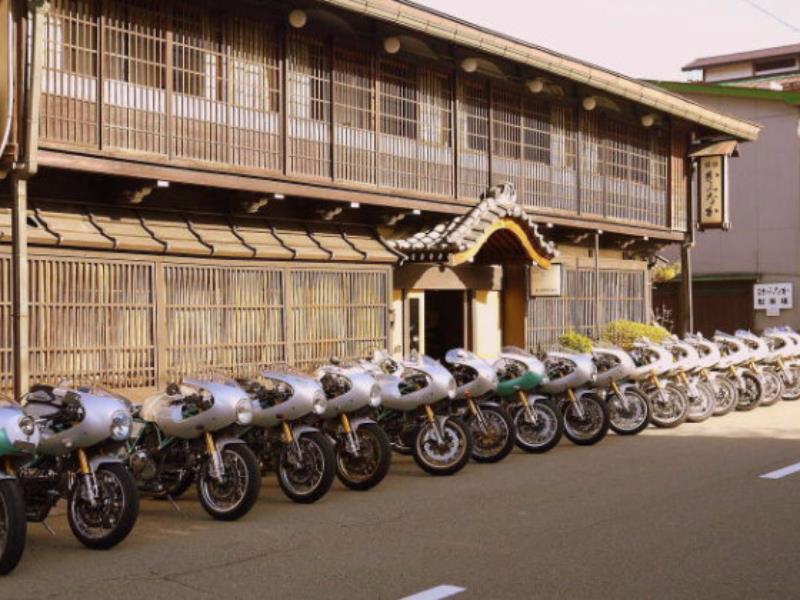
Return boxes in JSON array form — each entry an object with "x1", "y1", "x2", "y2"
[
  {"x1": 0, "y1": 201, "x2": 399, "y2": 264},
  {"x1": 688, "y1": 140, "x2": 739, "y2": 158},
  {"x1": 387, "y1": 183, "x2": 557, "y2": 268}
]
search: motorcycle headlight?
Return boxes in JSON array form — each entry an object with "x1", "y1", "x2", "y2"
[
  {"x1": 18, "y1": 415, "x2": 36, "y2": 437},
  {"x1": 110, "y1": 409, "x2": 132, "y2": 441},
  {"x1": 369, "y1": 384, "x2": 382, "y2": 408},
  {"x1": 235, "y1": 398, "x2": 254, "y2": 426},
  {"x1": 447, "y1": 378, "x2": 456, "y2": 399},
  {"x1": 312, "y1": 390, "x2": 328, "y2": 415}
]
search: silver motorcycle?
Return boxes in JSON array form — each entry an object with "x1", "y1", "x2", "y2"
[
  {"x1": 443, "y1": 348, "x2": 515, "y2": 463},
  {"x1": 713, "y1": 331, "x2": 763, "y2": 411},
  {"x1": 367, "y1": 351, "x2": 472, "y2": 476},
  {"x1": 591, "y1": 343, "x2": 651, "y2": 435},
  {"x1": 234, "y1": 369, "x2": 335, "y2": 504},
  {"x1": 0, "y1": 396, "x2": 39, "y2": 575},
  {"x1": 736, "y1": 330, "x2": 783, "y2": 407},
  {"x1": 315, "y1": 360, "x2": 392, "y2": 490},
  {"x1": 628, "y1": 339, "x2": 689, "y2": 428},
  {"x1": 662, "y1": 336, "x2": 715, "y2": 423},
  {"x1": 130, "y1": 375, "x2": 261, "y2": 520},
  {"x1": 684, "y1": 333, "x2": 738, "y2": 416},
  {"x1": 19, "y1": 383, "x2": 139, "y2": 549},
  {"x1": 763, "y1": 328, "x2": 800, "y2": 400}
]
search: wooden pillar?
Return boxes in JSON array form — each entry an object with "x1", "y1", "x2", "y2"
[
  {"x1": 11, "y1": 174, "x2": 28, "y2": 399},
  {"x1": 594, "y1": 230, "x2": 601, "y2": 337},
  {"x1": 680, "y1": 243, "x2": 694, "y2": 335}
]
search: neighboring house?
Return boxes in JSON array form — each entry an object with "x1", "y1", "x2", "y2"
[
  {"x1": 0, "y1": 0, "x2": 757, "y2": 400},
  {"x1": 655, "y1": 44, "x2": 800, "y2": 334}
]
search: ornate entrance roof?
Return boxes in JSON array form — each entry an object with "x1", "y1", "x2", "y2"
[{"x1": 387, "y1": 183, "x2": 557, "y2": 268}]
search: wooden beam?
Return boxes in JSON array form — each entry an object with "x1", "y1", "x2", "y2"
[
  {"x1": 11, "y1": 174, "x2": 28, "y2": 399},
  {"x1": 680, "y1": 242, "x2": 693, "y2": 335}
]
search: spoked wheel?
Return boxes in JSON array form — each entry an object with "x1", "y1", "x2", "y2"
[
  {"x1": 277, "y1": 432, "x2": 335, "y2": 504},
  {"x1": 67, "y1": 463, "x2": 139, "y2": 550},
  {"x1": 781, "y1": 367, "x2": 800, "y2": 401},
  {"x1": 413, "y1": 417, "x2": 472, "y2": 476},
  {"x1": 736, "y1": 371, "x2": 763, "y2": 411},
  {"x1": 336, "y1": 423, "x2": 392, "y2": 491},
  {"x1": 510, "y1": 399, "x2": 563, "y2": 453},
  {"x1": 0, "y1": 479, "x2": 26, "y2": 575},
  {"x1": 607, "y1": 388, "x2": 651, "y2": 435},
  {"x1": 760, "y1": 370, "x2": 784, "y2": 407},
  {"x1": 467, "y1": 405, "x2": 515, "y2": 463},
  {"x1": 648, "y1": 383, "x2": 689, "y2": 428},
  {"x1": 711, "y1": 376, "x2": 738, "y2": 416},
  {"x1": 687, "y1": 381, "x2": 716, "y2": 423},
  {"x1": 562, "y1": 395, "x2": 609, "y2": 446},
  {"x1": 198, "y1": 444, "x2": 261, "y2": 520}
]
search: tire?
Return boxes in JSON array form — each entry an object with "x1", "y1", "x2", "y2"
[
  {"x1": 736, "y1": 371, "x2": 762, "y2": 412},
  {"x1": 760, "y1": 370, "x2": 784, "y2": 407},
  {"x1": 563, "y1": 394, "x2": 610, "y2": 446},
  {"x1": 467, "y1": 405, "x2": 515, "y2": 463},
  {"x1": 67, "y1": 463, "x2": 140, "y2": 550},
  {"x1": 648, "y1": 383, "x2": 689, "y2": 428},
  {"x1": 607, "y1": 387, "x2": 651, "y2": 435},
  {"x1": 336, "y1": 423, "x2": 392, "y2": 491},
  {"x1": 510, "y1": 399, "x2": 564, "y2": 453},
  {"x1": 277, "y1": 431, "x2": 335, "y2": 504},
  {"x1": 413, "y1": 417, "x2": 472, "y2": 476},
  {"x1": 0, "y1": 479, "x2": 26, "y2": 575},
  {"x1": 153, "y1": 470, "x2": 195, "y2": 501},
  {"x1": 781, "y1": 367, "x2": 800, "y2": 401},
  {"x1": 711, "y1": 376, "x2": 738, "y2": 416},
  {"x1": 687, "y1": 381, "x2": 715, "y2": 423},
  {"x1": 197, "y1": 444, "x2": 261, "y2": 521}
]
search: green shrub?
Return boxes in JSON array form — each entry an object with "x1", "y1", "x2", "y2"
[
  {"x1": 601, "y1": 319, "x2": 670, "y2": 350},
  {"x1": 559, "y1": 330, "x2": 594, "y2": 353}
]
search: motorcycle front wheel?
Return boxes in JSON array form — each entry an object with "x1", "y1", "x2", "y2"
[
  {"x1": 413, "y1": 417, "x2": 472, "y2": 476},
  {"x1": 336, "y1": 423, "x2": 392, "y2": 491},
  {"x1": 711, "y1": 376, "x2": 738, "y2": 416},
  {"x1": 687, "y1": 382, "x2": 716, "y2": 423},
  {"x1": 780, "y1": 367, "x2": 800, "y2": 401},
  {"x1": 607, "y1": 388, "x2": 650, "y2": 435},
  {"x1": 67, "y1": 463, "x2": 140, "y2": 550},
  {"x1": 510, "y1": 399, "x2": 563, "y2": 453},
  {"x1": 760, "y1": 370, "x2": 784, "y2": 407},
  {"x1": 468, "y1": 405, "x2": 515, "y2": 463},
  {"x1": 198, "y1": 444, "x2": 261, "y2": 521},
  {"x1": 736, "y1": 371, "x2": 762, "y2": 411},
  {"x1": 277, "y1": 432, "x2": 335, "y2": 504},
  {"x1": 563, "y1": 395, "x2": 609, "y2": 446},
  {"x1": 0, "y1": 479, "x2": 26, "y2": 575}
]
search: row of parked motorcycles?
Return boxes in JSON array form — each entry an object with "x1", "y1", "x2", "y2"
[{"x1": 2, "y1": 326, "x2": 799, "y2": 575}]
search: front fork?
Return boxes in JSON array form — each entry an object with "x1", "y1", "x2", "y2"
[
  {"x1": 204, "y1": 432, "x2": 225, "y2": 482},
  {"x1": 465, "y1": 393, "x2": 488, "y2": 431},
  {"x1": 677, "y1": 370, "x2": 698, "y2": 399},
  {"x1": 516, "y1": 390, "x2": 538, "y2": 424},
  {"x1": 777, "y1": 358, "x2": 795, "y2": 385},
  {"x1": 565, "y1": 388, "x2": 584, "y2": 419},
  {"x1": 339, "y1": 413, "x2": 360, "y2": 456},
  {"x1": 423, "y1": 404, "x2": 446, "y2": 443},
  {"x1": 727, "y1": 366, "x2": 745, "y2": 391},
  {"x1": 701, "y1": 368, "x2": 719, "y2": 395},
  {"x1": 610, "y1": 381, "x2": 630, "y2": 411},
  {"x1": 649, "y1": 372, "x2": 669, "y2": 406},
  {"x1": 76, "y1": 448, "x2": 100, "y2": 506}
]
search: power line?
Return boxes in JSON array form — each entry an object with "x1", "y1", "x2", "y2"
[{"x1": 742, "y1": 0, "x2": 800, "y2": 33}]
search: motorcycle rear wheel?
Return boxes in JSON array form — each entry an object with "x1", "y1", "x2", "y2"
[
  {"x1": 735, "y1": 371, "x2": 762, "y2": 411},
  {"x1": 198, "y1": 444, "x2": 261, "y2": 521},
  {"x1": 468, "y1": 405, "x2": 515, "y2": 463},
  {"x1": 510, "y1": 399, "x2": 563, "y2": 453},
  {"x1": 336, "y1": 423, "x2": 392, "y2": 491},
  {"x1": 277, "y1": 432, "x2": 335, "y2": 504},
  {"x1": 563, "y1": 395, "x2": 610, "y2": 446},
  {"x1": 607, "y1": 388, "x2": 650, "y2": 435},
  {"x1": 0, "y1": 479, "x2": 26, "y2": 575},
  {"x1": 711, "y1": 376, "x2": 738, "y2": 416},
  {"x1": 648, "y1": 383, "x2": 689, "y2": 428},
  {"x1": 413, "y1": 417, "x2": 472, "y2": 476},
  {"x1": 687, "y1": 382, "x2": 715, "y2": 423},
  {"x1": 67, "y1": 463, "x2": 140, "y2": 550},
  {"x1": 760, "y1": 370, "x2": 784, "y2": 407}
]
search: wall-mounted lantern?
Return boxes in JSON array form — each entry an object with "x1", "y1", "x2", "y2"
[
  {"x1": 460, "y1": 57, "x2": 479, "y2": 73},
  {"x1": 288, "y1": 9, "x2": 308, "y2": 29},
  {"x1": 526, "y1": 78, "x2": 545, "y2": 94},
  {"x1": 582, "y1": 96, "x2": 597, "y2": 111},
  {"x1": 383, "y1": 36, "x2": 401, "y2": 54}
]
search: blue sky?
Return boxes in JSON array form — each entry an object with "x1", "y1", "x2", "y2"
[{"x1": 415, "y1": 0, "x2": 800, "y2": 80}]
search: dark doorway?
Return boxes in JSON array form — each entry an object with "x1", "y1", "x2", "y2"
[
  {"x1": 425, "y1": 290, "x2": 466, "y2": 359},
  {"x1": 653, "y1": 278, "x2": 755, "y2": 335}
]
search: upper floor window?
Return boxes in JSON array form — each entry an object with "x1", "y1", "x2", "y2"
[
  {"x1": 380, "y1": 60, "x2": 417, "y2": 139},
  {"x1": 104, "y1": 0, "x2": 164, "y2": 88},
  {"x1": 288, "y1": 33, "x2": 329, "y2": 123}
]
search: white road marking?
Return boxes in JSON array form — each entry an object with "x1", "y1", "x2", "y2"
[
  {"x1": 760, "y1": 461, "x2": 800, "y2": 479},
  {"x1": 400, "y1": 585, "x2": 466, "y2": 600}
]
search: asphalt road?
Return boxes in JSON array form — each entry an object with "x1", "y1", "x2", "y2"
[{"x1": 5, "y1": 402, "x2": 800, "y2": 600}]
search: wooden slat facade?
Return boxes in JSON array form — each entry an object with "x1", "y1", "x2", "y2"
[{"x1": 38, "y1": 0, "x2": 690, "y2": 233}]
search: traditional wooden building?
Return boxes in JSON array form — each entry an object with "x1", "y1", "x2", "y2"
[{"x1": 0, "y1": 0, "x2": 759, "y2": 399}]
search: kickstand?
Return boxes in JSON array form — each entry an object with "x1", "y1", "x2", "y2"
[
  {"x1": 166, "y1": 494, "x2": 186, "y2": 517},
  {"x1": 41, "y1": 520, "x2": 56, "y2": 536}
]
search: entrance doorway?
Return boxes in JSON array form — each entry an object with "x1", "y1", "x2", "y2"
[{"x1": 424, "y1": 290, "x2": 466, "y2": 359}]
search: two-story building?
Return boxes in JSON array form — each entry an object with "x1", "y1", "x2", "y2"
[{"x1": 0, "y1": 0, "x2": 758, "y2": 400}]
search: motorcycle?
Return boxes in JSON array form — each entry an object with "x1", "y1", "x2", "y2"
[
  {"x1": 443, "y1": 348, "x2": 515, "y2": 463},
  {"x1": 234, "y1": 369, "x2": 335, "y2": 504},
  {"x1": 591, "y1": 343, "x2": 651, "y2": 435},
  {"x1": 491, "y1": 346, "x2": 563, "y2": 452},
  {"x1": 366, "y1": 351, "x2": 472, "y2": 476},
  {"x1": 628, "y1": 338, "x2": 689, "y2": 428},
  {"x1": 684, "y1": 333, "x2": 738, "y2": 416},
  {"x1": 130, "y1": 375, "x2": 261, "y2": 520},
  {"x1": 736, "y1": 330, "x2": 783, "y2": 407},
  {"x1": 662, "y1": 336, "x2": 715, "y2": 423},
  {"x1": 713, "y1": 332, "x2": 763, "y2": 411},
  {"x1": 314, "y1": 360, "x2": 392, "y2": 490},
  {"x1": 19, "y1": 383, "x2": 139, "y2": 549},
  {"x1": 763, "y1": 328, "x2": 800, "y2": 401},
  {"x1": 541, "y1": 349, "x2": 609, "y2": 446},
  {"x1": 0, "y1": 396, "x2": 39, "y2": 574}
]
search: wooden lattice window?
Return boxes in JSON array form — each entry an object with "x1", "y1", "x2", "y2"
[
  {"x1": 379, "y1": 59, "x2": 417, "y2": 140},
  {"x1": 522, "y1": 100, "x2": 552, "y2": 165},
  {"x1": 670, "y1": 127, "x2": 689, "y2": 231}
]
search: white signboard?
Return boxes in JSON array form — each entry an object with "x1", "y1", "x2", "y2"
[
  {"x1": 530, "y1": 264, "x2": 562, "y2": 297},
  {"x1": 754, "y1": 283, "x2": 793, "y2": 317}
]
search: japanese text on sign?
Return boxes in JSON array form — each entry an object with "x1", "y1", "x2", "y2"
[{"x1": 754, "y1": 283, "x2": 793, "y2": 317}]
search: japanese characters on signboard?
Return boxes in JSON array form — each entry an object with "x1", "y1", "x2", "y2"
[
  {"x1": 697, "y1": 155, "x2": 730, "y2": 230},
  {"x1": 754, "y1": 283, "x2": 793, "y2": 317}
]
